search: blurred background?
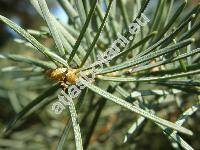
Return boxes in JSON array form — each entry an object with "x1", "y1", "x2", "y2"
[{"x1": 0, "y1": 0, "x2": 199, "y2": 149}]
